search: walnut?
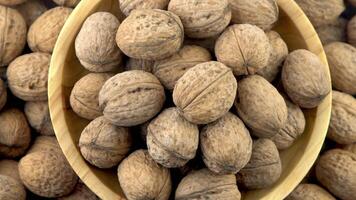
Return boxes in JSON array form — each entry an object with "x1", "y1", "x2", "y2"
[
  {"x1": 24, "y1": 101, "x2": 54, "y2": 136},
  {"x1": 58, "y1": 181, "x2": 99, "y2": 200},
  {"x1": 15, "y1": 0, "x2": 47, "y2": 26},
  {"x1": 0, "y1": 175, "x2": 26, "y2": 200},
  {"x1": 0, "y1": 160, "x2": 20, "y2": 182},
  {"x1": 27, "y1": 136, "x2": 61, "y2": 154},
  {"x1": 125, "y1": 58, "x2": 154, "y2": 73},
  {"x1": 316, "y1": 18, "x2": 347, "y2": 45},
  {"x1": 53, "y1": 0, "x2": 80, "y2": 7},
  {"x1": 348, "y1": 16, "x2": 356, "y2": 47},
  {"x1": 286, "y1": 184, "x2": 336, "y2": 200},
  {"x1": 0, "y1": 78, "x2": 6, "y2": 111},
  {"x1": 343, "y1": 143, "x2": 356, "y2": 154},
  {"x1": 119, "y1": 0, "x2": 169, "y2": 16},
  {"x1": 0, "y1": 0, "x2": 25, "y2": 6}
]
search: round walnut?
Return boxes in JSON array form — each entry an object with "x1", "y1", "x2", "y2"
[
  {"x1": 0, "y1": 6, "x2": 26, "y2": 67},
  {"x1": 53, "y1": 0, "x2": 80, "y2": 7},
  {"x1": 99, "y1": 70, "x2": 165, "y2": 127},
  {"x1": 119, "y1": 0, "x2": 169, "y2": 16},
  {"x1": 27, "y1": 136, "x2": 60, "y2": 154},
  {"x1": 0, "y1": 175, "x2": 26, "y2": 200},
  {"x1": 147, "y1": 107, "x2": 199, "y2": 168},
  {"x1": 316, "y1": 149, "x2": 356, "y2": 200},
  {"x1": 28, "y1": 7, "x2": 73, "y2": 53},
  {"x1": 324, "y1": 42, "x2": 356, "y2": 95},
  {"x1": 153, "y1": 45, "x2": 212, "y2": 90},
  {"x1": 236, "y1": 139, "x2": 282, "y2": 189},
  {"x1": 116, "y1": 9, "x2": 184, "y2": 60},
  {"x1": 235, "y1": 75, "x2": 287, "y2": 138},
  {"x1": 19, "y1": 151, "x2": 78, "y2": 198},
  {"x1": 117, "y1": 150, "x2": 172, "y2": 200},
  {"x1": 344, "y1": 143, "x2": 356, "y2": 154},
  {"x1": 0, "y1": 78, "x2": 6, "y2": 111},
  {"x1": 70, "y1": 73, "x2": 113, "y2": 120},
  {"x1": 348, "y1": 16, "x2": 356, "y2": 47},
  {"x1": 286, "y1": 184, "x2": 336, "y2": 200},
  {"x1": 282, "y1": 49, "x2": 330, "y2": 108},
  {"x1": 7, "y1": 52, "x2": 50, "y2": 101},
  {"x1": 200, "y1": 112, "x2": 253, "y2": 174},
  {"x1": 125, "y1": 58, "x2": 154, "y2": 72},
  {"x1": 175, "y1": 168, "x2": 241, "y2": 200},
  {"x1": 79, "y1": 116, "x2": 132, "y2": 169},
  {"x1": 173, "y1": 61, "x2": 237, "y2": 124},
  {"x1": 0, "y1": 160, "x2": 20, "y2": 182},
  {"x1": 229, "y1": 0, "x2": 279, "y2": 30},
  {"x1": 0, "y1": 109, "x2": 31, "y2": 158},
  {"x1": 327, "y1": 91, "x2": 356, "y2": 144},
  {"x1": 75, "y1": 12, "x2": 123, "y2": 73},
  {"x1": 215, "y1": 24, "x2": 271, "y2": 76},
  {"x1": 15, "y1": 0, "x2": 47, "y2": 27},
  {"x1": 59, "y1": 181, "x2": 99, "y2": 200},
  {"x1": 168, "y1": 0, "x2": 231, "y2": 39},
  {"x1": 316, "y1": 18, "x2": 347, "y2": 45},
  {"x1": 25, "y1": 101, "x2": 54, "y2": 136}
]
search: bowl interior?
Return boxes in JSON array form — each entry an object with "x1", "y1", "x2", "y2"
[{"x1": 48, "y1": 0, "x2": 332, "y2": 199}]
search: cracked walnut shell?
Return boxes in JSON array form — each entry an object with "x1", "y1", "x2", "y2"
[
  {"x1": 119, "y1": 0, "x2": 169, "y2": 16},
  {"x1": 25, "y1": 101, "x2": 55, "y2": 136}
]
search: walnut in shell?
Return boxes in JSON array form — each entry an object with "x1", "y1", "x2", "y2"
[
  {"x1": 147, "y1": 107, "x2": 199, "y2": 168},
  {"x1": 316, "y1": 18, "x2": 347, "y2": 45},
  {"x1": 0, "y1": 79, "x2": 6, "y2": 111},
  {"x1": 215, "y1": 24, "x2": 271, "y2": 76},
  {"x1": 117, "y1": 150, "x2": 171, "y2": 200},
  {"x1": 125, "y1": 58, "x2": 154, "y2": 72},
  {"x1": 58, "y1": 181, "x2": 99, "y2": 200},
  {"x1": 348, "y1": 16, "x2": 356, "y2": 47},
  {"x1": 285, "y1": 184, "x2": 336, "y2": 200},
  {"x1": 344, "y1": 143, "x2": 356, "y2": 154},
  {"x1": 173, "y1": 61, "x2": 237, "y2": 124},
  {"x1": 116, "y1": 9, "x2": 184, "y2": 60},
  {"x1": 53, "y1": 0, "x2": 80, "y2": 7},
  {"x1": 0, "y1": 160, "x2": 20, "y2": 182},
  {"x1": 15, "y1": 0, "x2": 47, "y2": 26},
  {"x1": 25, "y1": 101, "x2": 54, "y2": 136},
  {"x1": 0, "y1": 175, "x2": 26, "y2": 200},
  {"x1": 27, "y1": 136, "x2": 61, "y2": 154},
  {"x1": 119, "y1": 0, "x2": 169, "y2": 16},
  {"x1": 0, "y1": 0, "x2": 25, "y2": 6}
]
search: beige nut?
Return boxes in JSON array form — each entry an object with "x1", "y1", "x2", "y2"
[
  {"x1": 28, "y1": 7, "x2": 73, "y2": 53},
  {"x1": 25, "y1": 101, "x2": 54, "y2": 136},
  {"x1": 58, "y1": 181, "x2": 99, "y2": 200},
  {"x1": 116, "y1": 9, "x2": 184, "y2": 60},
  {"x1": 316, "y1": 18, "x2": 347, "y2": 45},
  {"x1": 235, "y1": 75, "x2": 287, "y2": 138},
  {"x1": 153, "y1": 45, "x2": 212, "y2": 90},
  {"x1": 0, "y1": 160, "x2": 20, "y2": 182},
  {"x1": 0, "y1": 175, "x2": 26, "y2": 200},
  {"x1": 0, "y1": 78, "x2": 6, "y2": 111},
  {"x1": 200, "y1": 112, "x2": 252, "y2": 174},
  {"x1": 348, "y1": 16, "x2": 356, "y2": 47},
  {"x1": 117, "y1": 149, "x2": 172, "y2": 200},
  {"x1": 168, "y1": 0, "x2": 231, "y2": 39},
  {"x1": 147, "y1": 107, "x2": 199, "y2": 168},
  {"x1": 119, "y1": 0, "x2": 169, "y2": 16},
  {"x1": 175, "y1": 168, "x2": 241, "y2": 200},
  {"x1": 15, "y1": 0, "x2": 47, "y2": 26},
  {"x1": 173, "y1": 61, "x2": 237, "y2": 124},
  {"x1": 99, "y1": 70, "x2": 165, "y2": 127},
  {"x1": 125, "y1": 58, "x2": 154, "y2": 73},
  {"x1": 27, "y1": 136, "x2": 61, "y2": 154},
  {"x1": 285, "y1": 184, "x2": 336, "y2": 200},
  {"x1": 7, "y1": 52, "x2": 50, "y2": 101},
  {"x1": 79, "y1": 116, "x2": 132, "y2": 169},
  {"x1": 0, "y1": 6, "x2": 26, "y2": 67},
  {"x1": 215, "y1": 24, "x2": 271, "y2": 76},
  {"x1": 53, "y1": 0, "x2": 80, "y2": 7}
]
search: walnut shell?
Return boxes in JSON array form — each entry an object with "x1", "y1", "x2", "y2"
[
  {"x1": 27, "y1": 136, "x2": 61, "y2": 154},
  {"x1": 15, "y1": 0, "x2": 47, "y2": 26},
  {"x1": 58, "y1": 181, "x2": 99, "y2": 200},
  {"x1": 53, "y1": 0, "x2": 80, "y2": 7},
  {"x1": 119, "y1": 0, "x2": 169, "y2": 16},
  {"x1": 147, "y1": 107, "x2": 199, "y2": 168},
  {"x1": 324, "y1": 42, "x2": 356, "y2": 95},
  {"x1": 0, "y1": 175, "x2": 26, "y2": 200},
  {"x1": 24, "y1": 101, "x2": 54, "y2": 136},
  {"x1": 153, "y1": 45, "x2": 212, "y2": 90},
  {"x1": 175, "y1": 168, "x2": 241, "y2": 200},
  {"x1": 282, "y1": 49, "x2": 330, "y2": 108},
  {"x1": 235, "y1": 75, "x2": 287, "y2": 138},
  {"x1": 348, "y1": 16, "x2": 356, "y2": 47},
  {"x1": 0, "y1": 160, "x2": 20, "y2": 182},
  {"x1": 0, "y1": 109, "x2": 31, "y2": 158},
  {"x1": 316, "y1": 18, "x2": 347, "y2": 45},
  {"x1": 117, "y1": 150, "x2": 172, "y2": 200},
  {"x1": 229, "y1": 0, "x2": 279, "y2": 30},
  {"x1": 28, "y1": 7, "x2": 73, "y2": 53},
  {"x1": 257, "y1": 31, "x2": 288, "y2": 82},
  {"x1": 125, "y1": 58, "x2": 154, "y2": 73},
  {"x1": 79, "y1": 116, "x2": 132, "y2": 169},
  {"x1": 0, "y1": 6, "x2": 26, "y2": 67},
  {"x1": 215, "y1": 24, "x2": 271, "y2": 76},
  {"x1": 343, "y1": 143, "x2": 356, "y2": 154},
  {"x1": 70, "y1": 73, "x2": 113, "y2": 120},
  {"x1": 168, "y1": 0, "x2": 231, "y2": 39},
  {"x1": 99, "y1": 70, "x2": 165, "y2": 127},
  {"x1": 316, "y1": 149, "x2": 356, "y2": 200},
  {"x1": 0, "y1": 79, "x2": 6, "y2": 111},
  {"x1": 116, "y1": 9, "x2": 184, "y2": 60},
  {"x1": 200, "y1": 112, "x2": 252, "y2": 174},
  {"x1": 327, "y1": 91, "x2": 356, "y2": 144},
  {"x1": 173, "y1": 61, "x2": 237, "y2": 124},
  {"x1": 285, "y1": 184, "x2": 336, "y2": 200}
]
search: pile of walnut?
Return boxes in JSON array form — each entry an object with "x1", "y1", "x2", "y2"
[{"x1": 0, "y1": 0, "x2": 99, "y2": 199}]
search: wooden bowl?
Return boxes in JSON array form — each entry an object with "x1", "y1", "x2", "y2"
[{"x1": 48, "y1": 0, "x2": 332, "y2": 199}]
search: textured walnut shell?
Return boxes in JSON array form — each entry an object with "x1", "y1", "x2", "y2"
[
  {"x1": 0, "y1": 79, "x2": 6, "y2": 111},
  {"x1": 282, "y1": 49, "x2": 330, "y2": 108},
  {"x1": 0, "y1": 160, "x2": 20, "y2": 182},
  {"x1": 168, "y1": 0, "x2": 231, "y2": 39},
  {"x1": 75, "y1": 12, "x2": 122, "y2": 72},
  {"x1": 116, "y1": 9, "x2": 184, "y2": 60},
  {"x1": 19, "y1": 151, "x2": 78, "y2": 198},
  {"x1": 316, "y1": 149, "x2": 356, "y2": 200},
  {"x1": 79, "y1": 116, "x2": 132, "y2": 169},
  {"x1": 257, "y1": 31, "x2": 288, "y2": 82},
  {"x1": 229, "y1": 0, "x2": 279, "y2": 30},
  {"x1": 27, "y1": 136, "x2": 61, "y2": 154},
  {"x1": 175, "y1": 168, "x2": 241, "y2": 200},
  {"x1": 235, "y1": 75, "x2": 287, "y2": 138},
  {"x1": 316, "y1": 18, "x2": 347, "y2": 45},
  {"x1": 99, "y1": 70, "x2": 165, "y2": 127},
  {"x1": 0, "y1": 6, "x2": 26, "y2": 67},
  {"x1": 324, "y1": 42, "x2": 356, "y2": 95},
  {"x1": 28, "y1": 7, "x2": 72, "y2": 53},
  {"x1": 236, "y1": 139, "x2": 282, "y2": 189},
  {"x1": 15, "y1": 0, "x2": 47, "y2": 26},
  {"x1": 153, "y1": 45, "x2": 212, "y2": 90},
  {"x1": 348, "y1": 16, "x2": 356, "y2": 47},
  {"x1": 53, "y1": 0, "x2": 80, "y2": 7},
  {"x1": 344, "y1": 143, "x2": 356, "y2": 154},
  {"x1": 0, "y1": 109, "x2": 31, "y2": 158},
  {"x1": 25, "y1": 101, "x2": 54, "y2": 136},
  {"x1": 117, "y1": 150, "x2": 172, "y2": 200},
  {"x1": 327, "y1": 91, "x2": 356, "y2": 144},
  {"x1": 147, "y1": 107, "x2": 199, "y2": 168},
  {"x1": 70, "y1": 73, "x2": 113, "y2": 120},
  {"x1": 215, "y1": 24, "x2": 271, "y2": 76},
  {"x1": 125, "y1": 58, "x2": 154, "y2": 73},
  {"x1": 0, "y1": 175, "x2": 26, "y2": 200},
  {"x1": 119, "y1": 0, "x2": 169, "y2": 16},
  {"x1": 58, "y1": 181, "x2": 99, "y2": 200},
  {"x1": 285, "y1": 184, "x2": 336, "y2": 200},
  {"x1": 173, "y1": 61, "x2": 237, "y2": 124},
  {"x1": 200, "y1": 112, "x2": 252, "y2": 174}
]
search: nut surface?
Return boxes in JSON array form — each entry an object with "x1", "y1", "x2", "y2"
[
  {"x1": 344, "y1": 143, "x2": 356, "y2": 154},
  {"x1": 58, "y1": 181, "x2": 99, "y2": 200},
  {"x1": 0, "y1": 160, "x2": 20, "y2": 182},
  {"x1": 25, "y1": 101, "x2": 55, "y2": 136},
  {"x1": 285, "y1": 184, "x2": 336, "y2": 200},
  {"x1": 0, "y1": 175, "x2": 26, "y2": 200},
  {"x1": 15, "y1": 0, "x2": 47, "y2": 26},
  {"x1": 119, "y1": 0, "x2": 169, "y2": 16},
  {"x1": 348, "y1": 16, "x2": 356, "y2": 47},
  {"x1": 53, "y1": 0, "x2": 80, "y2": 7},
  {"x1": 27, "y1": 136, "x2": 61, "y2": 154},
  {"x1": 316, "y1": 18, "x2": 347, "y2": 45},
  {"x1": 0, "y1": 78, "x2": 6, "y2": 111}
]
